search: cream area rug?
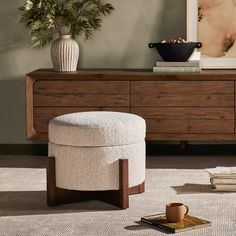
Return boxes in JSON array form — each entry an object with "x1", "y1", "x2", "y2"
[{"x1": 0, "y1": 158, "x2": 236, "y2": 235}]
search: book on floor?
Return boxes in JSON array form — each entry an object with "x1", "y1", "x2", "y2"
[
  {"x1": 205, "y1": 166, "x2": 236, "y2": 177},
  {"x1": 210, "y1": 177, "x2": 236, "y2": 185},
  {"x1": 141, "y1": 213, "x2": 211, "y2": 233},
  {"x1": 205, "y1": 166, "x2": 236, "y2": 192},
  {"x1": 212, "y1": 184, "x2": 236, "y2": 192}
]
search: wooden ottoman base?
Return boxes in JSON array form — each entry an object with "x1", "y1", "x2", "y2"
[{"x1": 47, "y1": 157, "x2": 145, "y2": 209}]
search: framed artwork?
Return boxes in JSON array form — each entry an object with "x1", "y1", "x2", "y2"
[{"x1": 187, "y1": 0, "x2": 236, "y2": 69}]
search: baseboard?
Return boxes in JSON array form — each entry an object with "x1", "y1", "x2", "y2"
[
  {"x1": 1, "y1": 143, "x2": 236, "y2": 156},
  {"x1": 146, "y1": 143, "x2": 236, "y2": 156},
  {"x1": 0, "y1": 144, "x2": 48, "y2": 155}
]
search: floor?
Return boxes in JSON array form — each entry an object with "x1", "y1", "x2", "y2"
[{"x1": 0, "y1": 149, "x2": 235, "y2": 235}]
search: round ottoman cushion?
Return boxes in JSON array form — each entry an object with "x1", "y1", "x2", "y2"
[{"x1": 49, "y1": 111, "x2": 146, "y2": 147}]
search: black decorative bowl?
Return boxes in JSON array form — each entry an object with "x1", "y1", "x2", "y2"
[{"x1": 149, "y1": 42, "x2": 202, "y2": 62}]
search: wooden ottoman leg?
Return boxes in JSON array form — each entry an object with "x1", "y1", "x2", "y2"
[
  {"x1": 46, "y1": 157, "x2": 144, "y2": 210},
  {"x1": 97, "y1": 159, "x2": 129, "y2": 209},
  {"x1": 47, "y1": 157, "x2": 57, "y2": 206},
  {"x1": 119, "y1": 159, "x2": 129, "y2": 209}
]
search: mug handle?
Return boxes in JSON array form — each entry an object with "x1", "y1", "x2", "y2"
[{"x1": 184, "y1": 205, "x2": 189, "y2": 216}]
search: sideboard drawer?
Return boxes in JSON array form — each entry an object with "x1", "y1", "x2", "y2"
[
  {"x1": 132, "y1": 107, "x2": 234, "y2": 119},
  {"x1": 131, "y1": 81, "x2": 234, "y2": 94},
  {"x1": 34, "y1": 107, "x2": 130, "y2": 133},
  {"x1": 132, "y1": 107, "x2": 234, "y2": 134},
  {"x1": 132, "y1": 94, "x2": 234, "y2": 107},
  {"x1": 146, "y1": 119, "x2": 234, "y2": 134},
  {"x1": 34, "y1": 81, "x2": 130, "y2": 106},
  {"x1": 131, "y1": 81, "x2": 234, "y2": 107}
]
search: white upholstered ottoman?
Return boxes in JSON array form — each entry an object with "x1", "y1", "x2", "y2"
[{"x1": 47, "y1": 111, "x2": 146, "y2": 209}]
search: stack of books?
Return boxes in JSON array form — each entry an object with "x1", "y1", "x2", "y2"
[
  {"x1": 205, "y1": 166, "x2": 236, "y2": 191},
  {"x1": 141, "y1": 213, "x2": 211, "y2": 233},
  {"x1": 153, "y1": 52, "x2": 201, "y2": 73}
]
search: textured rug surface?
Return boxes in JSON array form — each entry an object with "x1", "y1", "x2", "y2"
[{"x1": 0, "y1": 158, "x2": 236, "y2": 235}]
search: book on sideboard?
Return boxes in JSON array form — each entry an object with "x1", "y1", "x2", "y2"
[
  {"x1": 155, "y1": 61, "x2": 200, "y2": 67},
  {"x1": 141, "y1": 213, "x2": 211, "y2": 233},
  {"x1": 153, "y1": 66, "x2": 201, "y2": 73},
  {"x1": 153, "y1": 51, "x2": 201, "y2": 73}
]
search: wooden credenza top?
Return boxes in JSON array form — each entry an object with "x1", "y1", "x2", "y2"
[{"x1": 27, "y1": 69, "x2": 236, "y2": 81}]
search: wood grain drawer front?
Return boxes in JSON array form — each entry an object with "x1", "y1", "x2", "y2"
[
  {"x1": 131, "y1": 81, "x2": 234, "y2": 107},
  {"x1": 146, "y1": 119, "x2": 234, "y2": 134},
  {"x1": 34, "y1": 81, "x2": 130, "y2": 106},
  {"x1": 132, "y1": 107, "x2": 234, "y2": 134},
  {"x1": 131, "y1": 81, "x2": 234, "y2": 94},
  {"x1": 131, "y1": 107, "x2": 234, "y2": 120},
  {"x1": 34, "y1": 107, "x2": 130, "y2": 133}
]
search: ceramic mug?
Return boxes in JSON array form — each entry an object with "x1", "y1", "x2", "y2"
[{"x1": 166, "y1": 203, "x2": 189, "y2": 223}]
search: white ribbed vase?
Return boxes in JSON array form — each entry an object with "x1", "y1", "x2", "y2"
[{"x1": 51, "y1": 35, "x2": 79, "y2": 72}]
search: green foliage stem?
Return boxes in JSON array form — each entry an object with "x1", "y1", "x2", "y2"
[{"x1": 19, "y1": 0, "x2": 114, "y2": 48}]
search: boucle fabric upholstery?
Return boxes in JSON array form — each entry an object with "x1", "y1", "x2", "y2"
[
  {"x1": 49, "y1": 111, "x2": 146, "y2": 147},
  {"x1": 48, "y1": 111, "x2": 146, "y2": 191},
  {"x1": 48, "y1": 141, "x2": 145, "y2": 190}
]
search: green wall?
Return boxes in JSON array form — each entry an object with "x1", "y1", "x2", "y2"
[{"x1": 0, "y1": 0, "x2": 186, "y2": 144}]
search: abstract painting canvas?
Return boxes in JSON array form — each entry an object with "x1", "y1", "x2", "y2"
[{"x1": 187, "y1": 0, "x2": 236, "y2": 68}]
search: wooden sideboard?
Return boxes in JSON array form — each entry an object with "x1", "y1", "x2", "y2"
[{"x1": 26, "y1": 69, "x2": 236, "y2": 142}]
